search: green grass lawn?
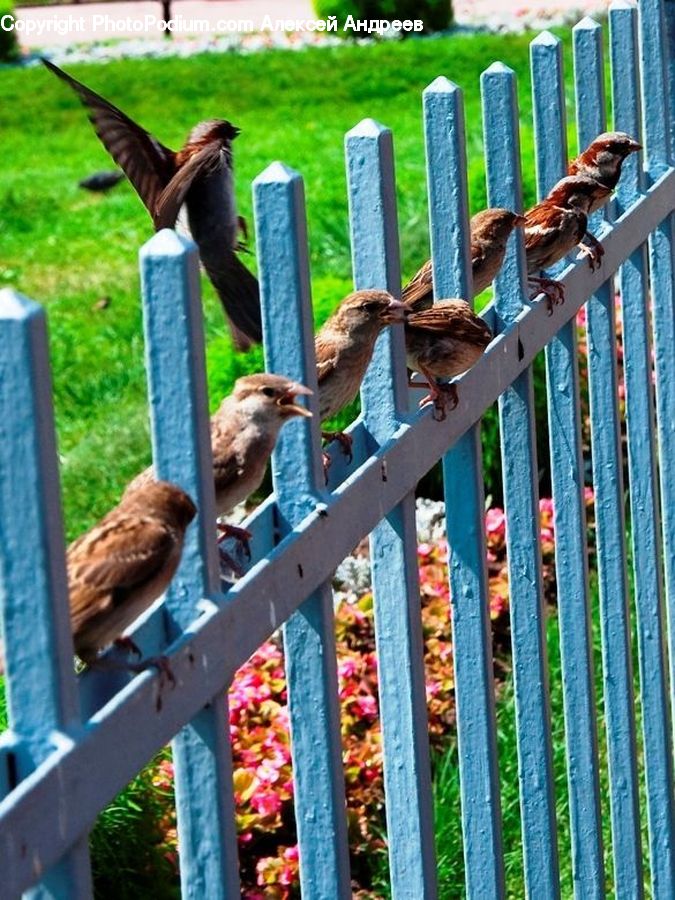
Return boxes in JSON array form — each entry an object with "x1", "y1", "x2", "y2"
[{"x1": 0, "y1": 29, "x2": 594, "y2": 539}]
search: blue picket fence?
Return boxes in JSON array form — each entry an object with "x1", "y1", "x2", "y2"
[{"x1": 1, "y1": 0, "x2": 674, "y2": 896}]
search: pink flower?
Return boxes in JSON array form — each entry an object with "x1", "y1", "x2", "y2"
[
  {"x1": 485, "y1": 508, "x2": 506, "y2": 535},
  {"x1": 539, "y1": 497, "x2": 554, "y2": 516},
  {"x1": 250, "y1": 789, "x2": 282, "y2": 817},
  {"x1": 256, "y1": 759, "x2": 281, "y2": 784},
  {"x1": 352, "y1": 694, "x2": 378, "y2": 720},
  {"x1": 338, "y1": 657, "x2": 359, "y2": 680}
]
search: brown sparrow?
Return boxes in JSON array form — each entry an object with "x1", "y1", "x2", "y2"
[
  {"x1": 127, "y1": 374, "x2": 312, "y2": 565},
  {"x1": 68, "y1": 480, "x2": 196, "y2": 669},
  {"x1": 568, "y1": 131, "x2": 642, "y2": 212},
  {"x1": 42, "y1": 58, "x2": 260, "y2": 351},
  {"x1": 209, "y1": 374, "x2": 312, "y2": 517},
  {"x1": 402, "y1": 208, "x2": 526, "y2": 310},
  {"x1": 524, "y1": 174, "x2": 609, "y2": 305},
  {"x1": 315, "y1": 290, "x2": 406, "y2": 458},
  {"x1": 405, "y1": 299, "x2": 492, "y2": 419}
]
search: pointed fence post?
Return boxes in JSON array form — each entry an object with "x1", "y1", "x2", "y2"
[
  {"x1": 602, "y1": 3, "x2": 675, "y2": 893},
  {"x1": 569, "y1": 10, "x2": 644, "y2": 895},
  {"x1": 0, "y1": 288, "x2": 93, "y2": 898},
  {"x1": 482, "y1": 60, "x2": 564, "y2": 899},
  {"x1": 139, "y1": 230, "x2": 240, "y2": 899},
  {"x1": 345, "y1": 118, "x2": 437, "y2": 898},
  {"x1": 253, "y1": 163, "x2": 351, "y2": 899},
  {"x1": 636, "y1": 0, "x2": 675, "y2": 760},
  {"x1": 423, "y1": 77, "x2": 505, "y2": 899}
]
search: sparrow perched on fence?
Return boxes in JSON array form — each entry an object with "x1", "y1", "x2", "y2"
[
  {"x1": 42, "y1": 58, "x2": 261, "y2": 351},
  {"x1": 68, "y1": 480, "x2": 196, "y2": 672},
  {"x1": 315, "y1": 289, "x2": 406, "y2": 459},
  {"x1": 405, "y1": 299, "x2": 492, "y2": 420},
  {"x1": 402, "y1": 208, "x2": 526, "y2": 310},
  {"x1": 127, "y1": 374, "x2": 312, "y2": 567},
  {"x1": 524, "y1": 174, "x2": 609, "y2": 305},
  {"x1": 568, "y1": 131, "x2": 642, "y2": 211},
  {"x1": 209, "y1": 373, "x2": 312, "y2": 517}
]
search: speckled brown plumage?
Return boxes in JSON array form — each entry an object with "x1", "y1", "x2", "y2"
[
  {"x1": 315, "y1": 290, "x2": 406, "y2": 422},
  {"x1": 127, "y1": 374, "x2": 312, "y2": 519},
  {"x1": 568, "y1": 131, "x2": 642, "y2": 212},
  {"x1": 68, "y1": 480, "x2": 196, "y2": 665},
  {"x1": 402, "y1": 208, "x2": 525, "y2": 310}
]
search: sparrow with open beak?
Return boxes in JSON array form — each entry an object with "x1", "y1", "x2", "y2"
[
  {"x1": 42, "y1": 58, "x2": 261, "y2": 351},
  {"x1": 209, "y1": 374, "x2": 312, "y2": 517},
  {"x1": 315, "y1": 290, "x2": 407, "y2": 460},
  {"x1": 403, "y1": 208, "x2": 526, "y2": 310},
  {"x1": 68, "y1": 480, "x2": 196, "y2": 675},
  {"x1": 405, "y1": 299, "x2": 492, "y2": 420},
  {"x1": 127, "y1": 374, "x2": 312, "y2": 569},
  {"x1": 524, "y1": 174, "x2": 609, "y2": 306}
]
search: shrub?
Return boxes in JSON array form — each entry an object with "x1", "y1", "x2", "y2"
[
  {"x1": 0, "y1": 6, "x2": 19, "y2": 63},
  {"x1": 313, "y1": 0, "x2": 453, "y2": 35}
]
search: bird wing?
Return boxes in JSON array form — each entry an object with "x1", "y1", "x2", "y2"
[
  {"x1": 402, "y1": 260, "x2": 433, "y2": 311},
  {"x1": 314, "y1": 332, "x2": 340, "y2": 385},
  {"x1": 42, "y1": 58, "x2": 176, "y2": 217},
  {"x1": 524, "y1": 204, "x2": 566, "y2": 261},
  {"x1": 67, "y1": 514, "x2": 176, "y2": 629},
  {"x1": 212, "y1": 447, "x2": 246, "y2": 496},
  {"x1": 154, "y1": 142, "x2": 224, "y2": 230},
  {"x1": 406, "y1": 303, "x2": 492, "y2": 345},
  {"x1": 471, "y1": 234, "x2": 489, "y2": 274}
]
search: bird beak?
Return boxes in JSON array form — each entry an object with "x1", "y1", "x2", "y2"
[
  {"x1": 628, "y1": 139, "x2": 642, "y2": 152},
  {"x1": 277, "y1": 382, "x2": 313, "y2": 417},
  {"x1": 382, "y1": 298, "x2": 408, "y2": 324},
  {"x1": 514, "y1": 214, "x2": 528, "y2": 226}
]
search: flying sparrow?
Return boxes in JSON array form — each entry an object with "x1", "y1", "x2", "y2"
[
  {"x1": 568, "y1": 131, "x2": 642, "y2": 212},
  {"x1": 68, "y1": 480, "x2": 196, "y2": 673},
  {"x1": 402, "y1": 208, "x2": 526, "y2": 310},
  {"x1": 315, "y1": 290, "x2": 407, "y2": 459},
  {"x1": 405, "y1": 299, "x2": 492, "y2": 420},
  {"x1": 524, "y1": 174, "x2": 609, "y2": 305},
  {"x1": 42, "y1": 58, "x2": 261, "y2": 351},
  {"x1": 127, "y1": 374, "x2": 312, "y2": 568}
]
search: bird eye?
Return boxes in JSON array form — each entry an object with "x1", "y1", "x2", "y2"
[
  {"x1": 363, "y1": 302, "x2": 379, "y2": 312},
  {"x1": 261, "y1": 387, "x2": 276, "y2": 398}
]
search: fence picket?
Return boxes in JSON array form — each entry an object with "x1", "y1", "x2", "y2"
[
  {"x1": 345, "y1": 120, "x2": 437, "y2": 898},
  {"x1": 139, "y1": 231, "x2": 240, "y2": 898},
  {"x1": 0, "y1": 289, "x2": 93, "y2": 898},
  {"x1": 611, "y1": 4, "x2": 675, "y2": 893},
  {"x1": 424, "y1": 77, "x2": 505, "y2": 899},
  {"x1": 574, "y1": 7, "x2": 644, "y2": 896},
  {"x1": 253, "y1": 163, "x2": 352, "y2": 898},
  {"x1": 482, "y1": 60, "x2": 562, "y2": 899},
  {"x1": 636, "y1": 0, "x2": 675, "y2": 740}
]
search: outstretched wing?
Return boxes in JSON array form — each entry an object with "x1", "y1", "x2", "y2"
[
  {"x1": 43, "y1": 58, "x2": 176, "y2": 217},
  {"x1": 154, "y1": 141, "x2": 223, "y2": 229},
  {"x1": 402, "y1": 260, "x2": 433, "y2": 311}
]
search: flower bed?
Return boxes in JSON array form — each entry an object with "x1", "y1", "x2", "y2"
[{"x1": 145, "y1": 490, "x2": 576, "y2": 896}]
